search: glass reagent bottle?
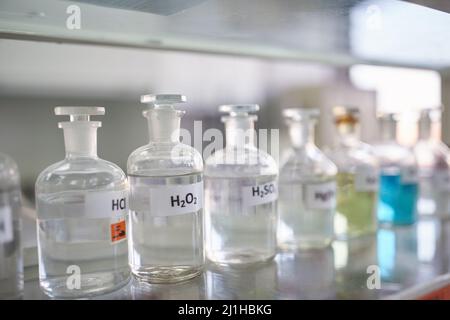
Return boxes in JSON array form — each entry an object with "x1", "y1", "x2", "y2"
[
  {"x1": 35, "y1": 106, "x2": 130, "y2": 298},
  {"x1": 327, "y1": 106, "x2": 379, "y2": 239},
  {"x1": 204, "y1": 104, "x2": 278, "y2": 265},
  {"x1": 278, "y1": 108, "x2": 337, "y2": 249},
  {"x1": 128, "y1": 94, "x2": 204, "y2": 283},
  {"x1": 375, "y1": 113, "x2": 418, "y2": 226}
]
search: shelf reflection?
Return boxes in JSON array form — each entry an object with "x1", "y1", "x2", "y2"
[
  {"x1": 276, "y1": 248, "x2": 335, "y2": 299},
  {"x1": 21, "y1": 218, "x2": 450, "y2": 299}
]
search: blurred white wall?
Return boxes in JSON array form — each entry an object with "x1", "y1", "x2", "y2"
[{"x1": 0, "y1": 39, "x2": 379, "y2": 195}]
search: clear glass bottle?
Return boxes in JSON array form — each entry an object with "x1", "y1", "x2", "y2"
[
  {"x1": 35, "y1": 107, "x2": 130, "y2": 298},
  {"x1": 414, "y1": 108, "x2": 450, "y2": 218},
  {"x1": 128, "y1": 94, "x2": 204, "y2": 283},
  {"x1": 204, "y1": 104, "x2": 278, "y2": 265},
  {"x1": 0, "y1": 153, "x2": 22, "y2": 299},
  {"x1": 278, "y1": 108, "x2": 337, "y2": 249},
  {"x1": 327, "y1": 106, "x2": 379, "y2": 239},
  {"x1": 374, "y1": 113, "x2": 418, "y2": 226}
]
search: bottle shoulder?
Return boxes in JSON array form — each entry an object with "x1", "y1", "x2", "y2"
[
  {"x1": 373, "y1": 142, "x2": 416, "y2": 167},
  {"x1": 36, "y1": 157, "x2": 126, "y2": 192},
  {"x1": 127, "y1": 142, "x2": 203, "y2": 176},
  {"x1": 204, "y1": 146, "x2": 278, "y2": 177},
  {"x1": 280, "y1": 146, "x2": 337, "y2": 180},
  {"x1": 326, "y1": 140, "x2": 378, "y2": 171}
]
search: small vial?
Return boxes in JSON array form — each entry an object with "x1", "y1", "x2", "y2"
[
  {"x1": 374, "y1": 113, "x2": 418, "y2": 226},
  {"x1": 414, "y1": 108, "x2": 450, "y2": 218},
  {"x1": 35, "y1": 107, "x2": 130, "y2": 298},
  {"x1": 0, "y1": 153, "x2": 22, "y2": 299},
  {"x1": 128, "y1": 94, "x2": 204, "y2": 283},
  {"x1": 204, "y1": 104, "x2": 278, "y2": 265},
  {"x1": 327, "y1": 106, "x2": 379, "y2": 239},
  {"x1": 278, "y1": 108, "x2": 337, "y2": 250}
]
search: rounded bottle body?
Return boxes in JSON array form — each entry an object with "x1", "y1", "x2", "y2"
[
  {"x1": 205, "y1": 146, "x2": 278, "y2": 265},
  {"x1": 128, "y1": 142, "x2": 204, "y2": 283},
  {"x1": 278, "y1": 146, "x2": 337, "y2": 249},
  {"x1": 35, "y1": 158, "x2": 130, "y2": 298}
]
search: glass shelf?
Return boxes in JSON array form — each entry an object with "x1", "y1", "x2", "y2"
[
  {"x1": 22, "y1": 217, "x2": 450, "y2": 300},
  {"x1": 1, "y1": 0, "x2": 450, "y2": 70}
]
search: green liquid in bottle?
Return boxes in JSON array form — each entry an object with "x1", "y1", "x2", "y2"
[{"x1": 335, "y1": 172, "x2": 377, "y2": 239}]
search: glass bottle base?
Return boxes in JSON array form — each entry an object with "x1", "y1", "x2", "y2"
[
  {"x1": 40, "y1": 269, "x2": 130, "y2": 299},
  {"x1": 131, "y1": 265, "x2": 202, "y2": 284},
  {"x1": 207, "y1": 250, "x2": 275, "y2": 266},
  {"x1": 278, "y1": 238, "x2": 332, "y2": 251},
  {"x1": 334, "y1": 227, "x2": 377, "y2": 241},
  {"x1": 377, "y1": 220, "x2": 416, "y2": 229}
]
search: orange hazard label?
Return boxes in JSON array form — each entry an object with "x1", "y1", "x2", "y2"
[{"x1": 111, "y1": 220, "x2": 126, "y2": 243}]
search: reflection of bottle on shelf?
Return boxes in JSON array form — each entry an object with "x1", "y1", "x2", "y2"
[
  {"x1": 440, "y1": 220, "x2": 450, "y2": 273},
  {"x1": 377, "y1": 225, "x2": 418, "y2": 289},
  {"x1": 416, "y1": 218, "x2": 443, "y2": 268},
  {"x1": 205, "y1": 261, "x2": 278, "y2": 299},
  {"x1": 374, "y1": 113, "x2": 418, "y2": 226},
  {"x1": 333, "y1": 235, "x2": 379, "y2": 299},
  {"x1": 276, "y1": 248, "x2": 335, "y2": 299},
  {"x1": 414, "y1": 108, "x2": 450, "y2": 218},
  {"x1": 0, "y1": 153, "x2": 22, "y2": 299},
  {"x1": 130, "y1": 274, "x2": 206, "y2": 300}
]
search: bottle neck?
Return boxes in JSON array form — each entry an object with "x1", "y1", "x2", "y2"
[
  {"x1": 418, "y1": 117, "x2": 432, "y2": 140},
  {"x1": 379, "y1": 119, "x2": 397, "y2": 142},
  {"x1": 289, "y1": 121, "x2": 315, "y2": 149},
  {"x1": 336, "y1": 122, "x2": 360, "y2": 144},
  {"x1": 224, "y1": 117, "x2": 255, "y2": 148},
  {"x1": 146, "y1": 109, "x2": 181, "y2": 143},
  {"x1": 62, "y1": 123, "x2": 98, "y2": 159}
]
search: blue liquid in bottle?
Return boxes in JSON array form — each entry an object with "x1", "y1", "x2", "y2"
[{"x1": 377, "y1": 174, "x2": 418, "y2": 225}]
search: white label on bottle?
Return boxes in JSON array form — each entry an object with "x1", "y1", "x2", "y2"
[
  {"x1": 434, "y1": 170, "x2": 450, "y2": 191},
  {"x1": 305, "y1": 181, "x2": 336, "y2": 210},
  {"x1": 242, "y1": 181, "x2": 278, "y2": 207},
  {"x1": 355, "y1": 165, "x2": 379, "y2": 192},
  {"x1": 0, "y1": 207, "x2": 13, "y2": 243},
  {"x1": 401, "y1": 166, "x2": 419, "y2": 184},
  {"x1": 85, "y1": 190, "x2": 128, "y2": 218},
  {"x1": 149, "y1": 181, "x2": 203, "y2": 216},
  {"x1": 85, "y1": 190, "x2": 128, "y2": 244}
]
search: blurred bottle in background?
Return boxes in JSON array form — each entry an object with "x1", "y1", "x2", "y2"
[
  {"x1": 414, "y1": 108, "x2": 450, "y2": 218},
  {"x1": 278, "y1": 108, "x2": 337, "y2": 250},
  {"x1": 327, "y1": 106, "x2": 379, "y2": 240},
  {"x1": 375, "y1": 113, "x2": 418, "y2": 226},
  {"x1": 0, "y1": 153, "x2": 22, "y2": 299}
]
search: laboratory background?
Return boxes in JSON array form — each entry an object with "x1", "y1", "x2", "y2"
[{"x1": 1, "y1": 0, "x2": 450, "y2": 300}]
